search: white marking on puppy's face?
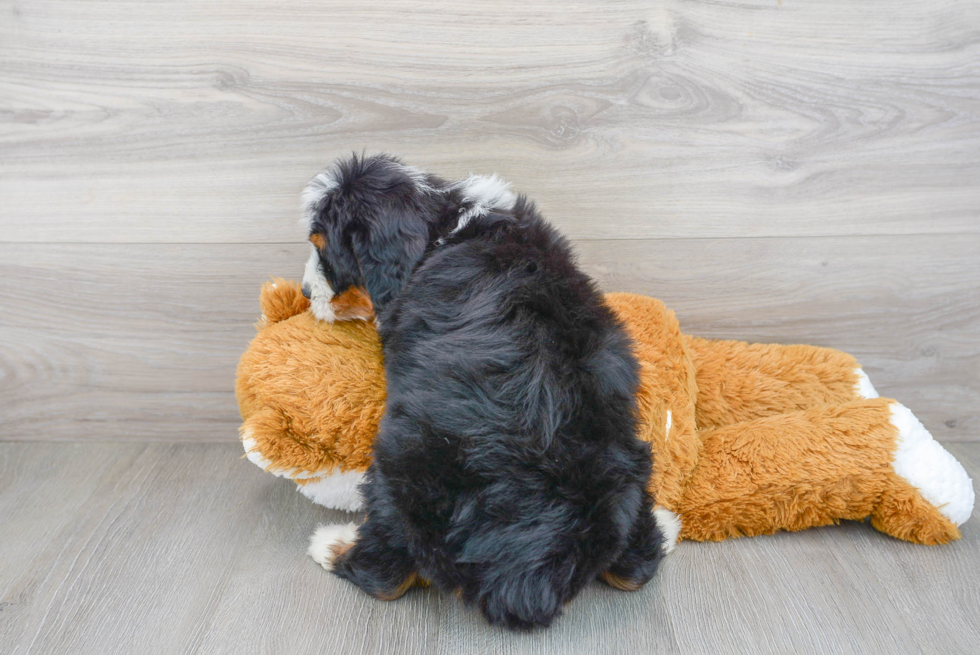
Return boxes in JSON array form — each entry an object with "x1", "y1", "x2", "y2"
[
  {"x1": 300, "y1": 170, "x2": 339, "y2": 232},
  {"x1": 303, "y1": 243, "x2": 336, "y2": 322},
  {"x1": 449, "y1": 173, "x2": 516, "y2": 236}
]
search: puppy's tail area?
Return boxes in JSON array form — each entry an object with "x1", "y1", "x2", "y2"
[
  {"x1": 466, "y1": 526, "x2": 625, "y2": 629},
  {"x1": 451, "y1": 519, "x2": 580, "y2": 630},
  {"x1": 256, "y1": 278, "x2": 310, "y2": 329},
  {"x1": 475, "y1": 560, "x2": 569, "y2": 630}
]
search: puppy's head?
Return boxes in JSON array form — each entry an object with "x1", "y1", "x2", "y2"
[{"x1": 301, "y1": 153, "x2": 444, "y2": 322}]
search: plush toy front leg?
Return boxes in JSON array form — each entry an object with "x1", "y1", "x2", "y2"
[
  {"x1": 676, "y1": 399, "x2": 974, "y2": 545},
  {"x1": 684, "y1": 336, "x2": 874, "y2": 431}
]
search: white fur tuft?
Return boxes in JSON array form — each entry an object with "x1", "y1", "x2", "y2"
[
  {"x1": 653, "y1": 506, "x2": 682, "y2": 554},
  {"x1": 457, "y1": 173, "x2": 516, "y2": 211},
  {"x1": 854, "y1": 368, "x2": 879, "y2": 399},
  {"x1": 448, "y1": 174, "x2": 517, "y2": 237},
  {"x1": 890, "y1": 403, "x2": 974, "y2": 526},
  {"x1": 300, "y1": 170, "x2": 339, "y2": 231},
  {"x1": 296, "y1": 470, "x2": 366, "y2": 512},
  {"x1": 308, "y1": 523, "x2": 358, "y2": 571}
]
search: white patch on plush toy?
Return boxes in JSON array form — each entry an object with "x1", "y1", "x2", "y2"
[
  {"x1": 308, "y1": 523, "x2": 358, "y2": 571},
  {"x1": 296, "y1": 470, "x2": 366, "y2": 512},
  {"x1": 653, "y1": 506, "x2": 681, "y2": 554},
  {"x1": 242, "y1": 433, "x2": 328, "y2": 480},
  {"x1": 854, "y1": 368, "x2": 879, "y2": 399},
  {"x1": 303, "y1": 243, "x2": 337, "y2": 323},
  {"x1": 664, "y1": 410, "x2": 672, "y2": 442},
  {"x1": 446, "y1": 174, "x2": 516, "y2": 239},
  {"x1": 890, "y1": 403, "x2": 975, "y2": 526}
]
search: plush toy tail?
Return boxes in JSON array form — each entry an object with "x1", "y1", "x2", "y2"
[{"x1": 256, "y1": 278, "x2": 310, "y2": 330}]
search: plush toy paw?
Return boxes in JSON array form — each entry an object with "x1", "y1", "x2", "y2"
[{"x1": 308, "y1": 523, "x2": 358, "y2": 571}]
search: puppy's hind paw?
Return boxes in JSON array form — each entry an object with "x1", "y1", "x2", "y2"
[{"x1": 308, "y1": 523, "x2": 358, "y2": 571}]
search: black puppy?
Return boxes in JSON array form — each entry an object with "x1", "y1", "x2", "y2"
[{"x1": 303, "y1": 154, "x2": 665, "y2": 629}]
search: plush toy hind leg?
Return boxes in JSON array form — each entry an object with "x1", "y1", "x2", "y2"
[
  {"x1": 684, "y1": 336, "x2": 875, "y2": 431},
  {"x1": 676, "y1": 398, "x2": 974, "y2": 545}
]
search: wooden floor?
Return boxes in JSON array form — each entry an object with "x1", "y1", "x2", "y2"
[
  {"x1": 2, "y1": 1, "x2": 979, "y2": 653},
  {"x1": 0, "y1": 441, "x2": 977, "y2": 655}
]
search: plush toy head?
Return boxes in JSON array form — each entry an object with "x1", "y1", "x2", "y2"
[{"x1": 236, "y1": 279, "x2": 385, "y2": 509}]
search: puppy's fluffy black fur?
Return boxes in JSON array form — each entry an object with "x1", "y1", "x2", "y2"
[{"x1": 305, "y1": 154, "x2": 664, "y2": 629}]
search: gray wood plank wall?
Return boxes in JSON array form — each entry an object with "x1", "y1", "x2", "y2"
[{"x1": 1, "y1": 0, "x2": 978, "y2": 442}]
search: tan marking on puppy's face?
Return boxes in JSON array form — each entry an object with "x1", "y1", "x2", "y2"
[
  {"x1": 331, "y1": 285, "x2": 375, "y2": 321},
  {"x1": 309, "y1": 232, "x2": 327, "y2": 250}
]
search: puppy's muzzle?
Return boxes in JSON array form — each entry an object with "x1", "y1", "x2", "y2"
[{"x1": 331, "y1": 286, "x2": 375, "y2": 321}]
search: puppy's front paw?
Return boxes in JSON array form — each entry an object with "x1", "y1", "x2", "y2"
[{"x1": 308, "y1": 523, "x2": 358, "y2": 571}]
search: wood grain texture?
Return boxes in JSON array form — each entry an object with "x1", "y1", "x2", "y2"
[
  {"x1": 1, "y1": 0, "x2": 978, "y2": 242},
  {"x1": 1, "y1": 235, "x2": 976, "y2": 441},
  {"x1": 0, "y1": 442, "x2": 977, "y2": 654},
  {"x1": 2, "y1": 2, "x2": 977, "y2": 652}
]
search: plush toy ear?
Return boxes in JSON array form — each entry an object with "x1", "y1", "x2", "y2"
[
  {"x1": 351, "y1": 207, "x2": 429, "y2": 311},
  {"x1": 257, "y1": 278, "x2": 310, "y2": 329}
]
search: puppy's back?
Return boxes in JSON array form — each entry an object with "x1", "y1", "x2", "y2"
[{"x1": 373, "y1": 206, "x2": 656, "y2": 628}]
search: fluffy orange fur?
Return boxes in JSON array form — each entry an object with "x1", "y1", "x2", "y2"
[
  {"x1": 237, "y1": 281, "x2": 960, "y2": 545},
  {"x1": 238, "y1": 279, "x2": 382, "y2": 476}
]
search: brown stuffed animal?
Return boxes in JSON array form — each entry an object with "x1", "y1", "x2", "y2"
[{"x1": 237, "y1": 279, "x2": 974, "y2": 549}]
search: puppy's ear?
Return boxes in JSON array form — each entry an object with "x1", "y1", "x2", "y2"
[{"x1": 351, "y1": 206, "x2": 428, "y2": 310}]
